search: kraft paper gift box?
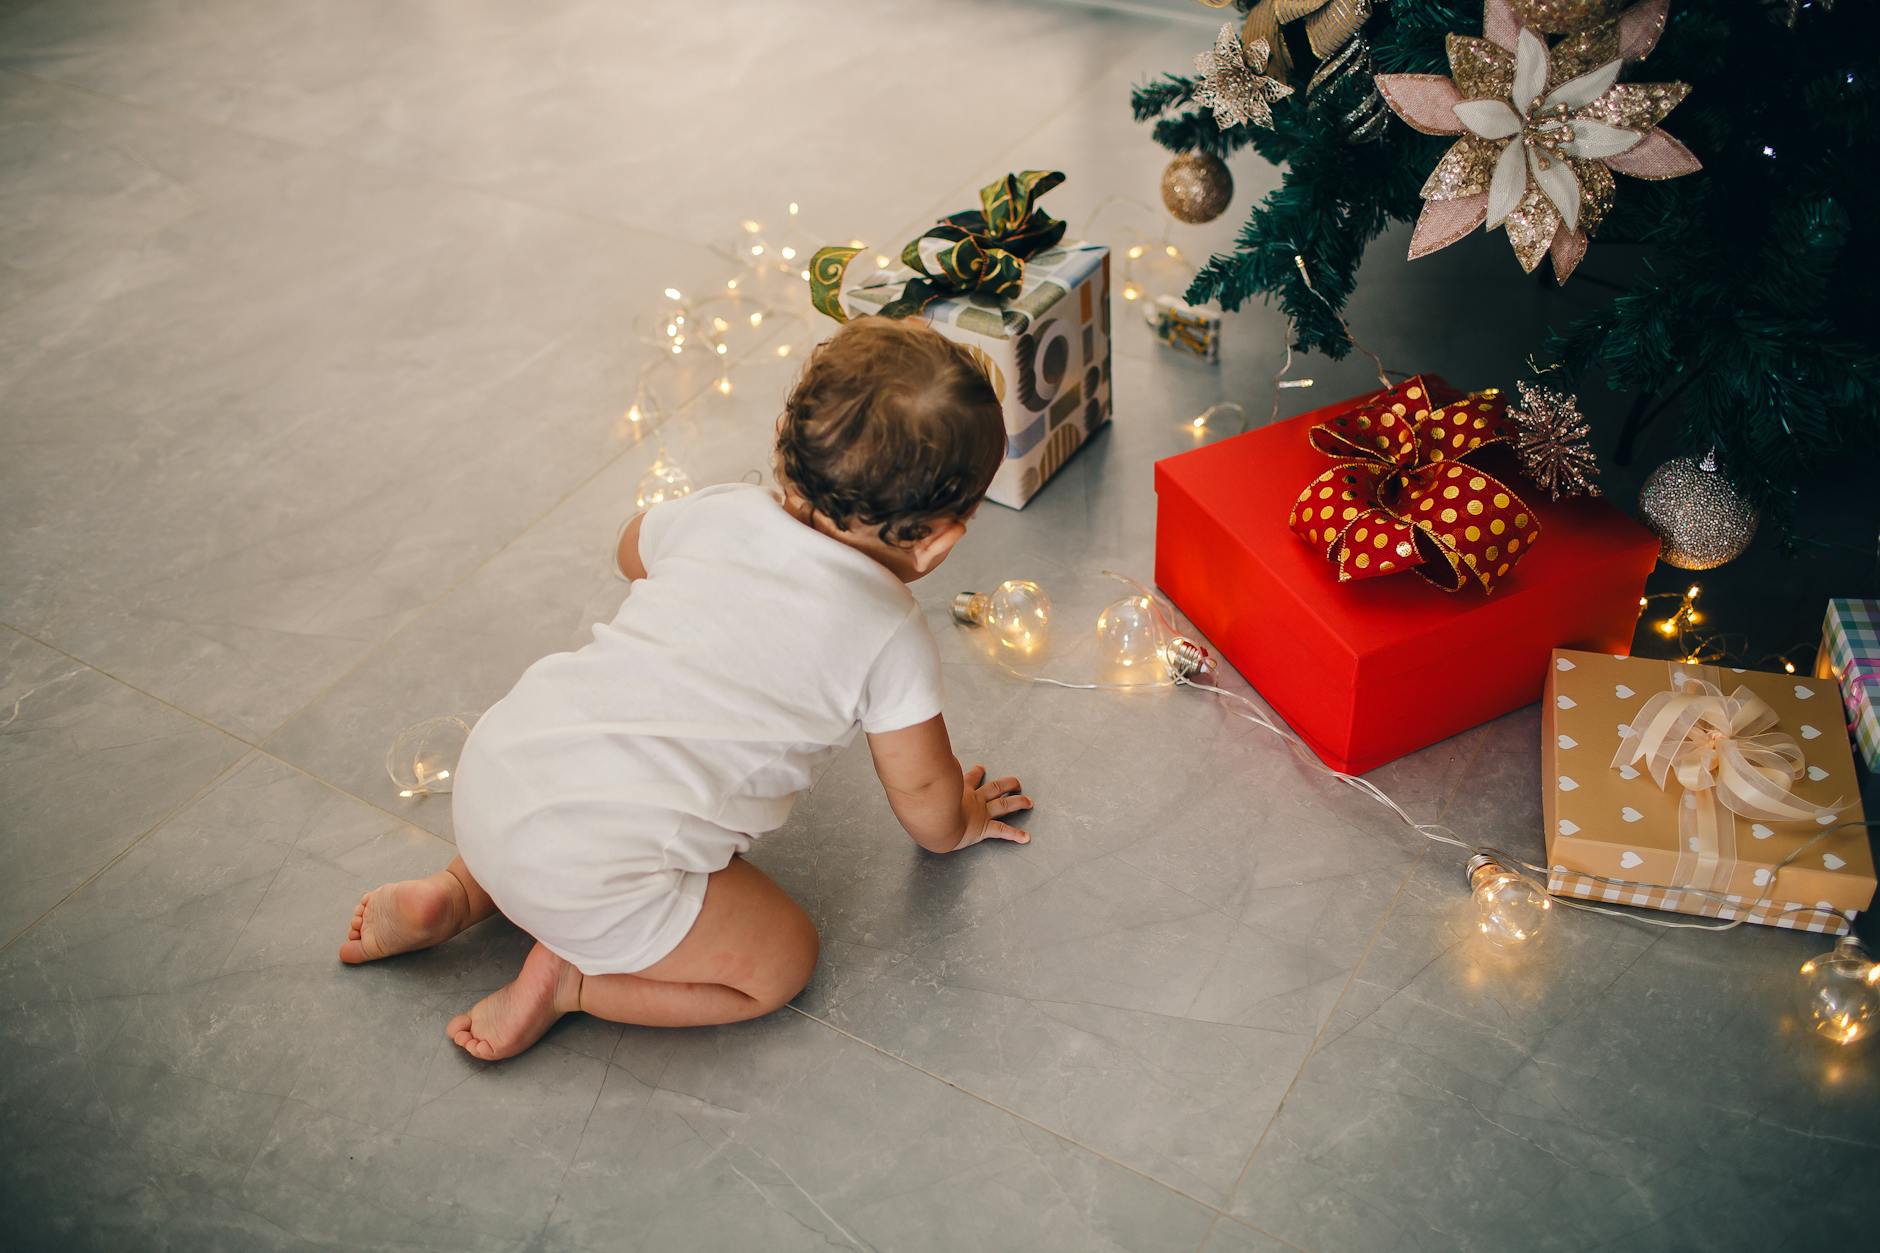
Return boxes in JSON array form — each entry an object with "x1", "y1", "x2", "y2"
[
  {"x1": 1817, "y1": 599, "x2": 1880, "y2": 771},
  {"x1": 1542, "y1": 648, "x2": 1875, "y2": 934},
  {"x1": 835, "y1": 242, "x2": 1113, "y2": 509}
]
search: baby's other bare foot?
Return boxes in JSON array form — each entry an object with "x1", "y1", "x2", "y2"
[
  {"x1": 338, "y1": 873, "x2": 465, "y2": 964},
  {"x1": 446, "y1": 943, "x2": 583, "y2": 1062}
]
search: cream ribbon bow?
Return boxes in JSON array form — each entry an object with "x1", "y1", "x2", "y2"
[{"x1": 1613, "y1": 672, "x2": 1827, "y2": 825}]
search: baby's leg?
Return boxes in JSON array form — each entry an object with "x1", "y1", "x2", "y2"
[
  {"x1": 445, "y1": 857, "x2": 818, "y2": 1060},
  {"x1": 339, "y1": 855, "x2": 498, "y2": 964}
]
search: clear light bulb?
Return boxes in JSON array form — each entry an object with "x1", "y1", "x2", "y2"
[
  {"x1": 952, "y1": 580, "x2": 1051, "y2": 655},
  {"x1": 635, "y1": 456, "x2": 693, "y2": 509},
  {"x1": 386, "y1": 714, "x2": 474, "y2": 798},
  {"x1": 1466, "y1": 854, "x2": 1550, "y2": 948},
  {"x1": 1799, "y1": 937, "x2": 1880, "y2": 1046},
  {"x1": 1096, "y1": 596, "x2": 1165, "y2": 685}
]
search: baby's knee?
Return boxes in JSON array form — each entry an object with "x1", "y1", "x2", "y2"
[{"x1": 757, "y1": 907, "x2": 819, "y2": 1012}]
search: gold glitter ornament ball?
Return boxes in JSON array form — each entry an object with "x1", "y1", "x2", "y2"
[
  {"x1": 1637, "y1": 452, "x2": 1760, "y2": 570},
  {"x1": 1161, "y1": 153, "x2": 1234, "y2": 224},
  {"x1": 1509, "y1": 0, "x2": 1625, "y2": 32}
]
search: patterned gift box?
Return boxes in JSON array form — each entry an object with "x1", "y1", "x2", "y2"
[
  {"x1": 1542, "y1": 648, "x2": 1875, "y2": 933},
  {"x1": 1817, "y1": 599, "x2": 1880, "y2": 771},
  {"x1": 1144, "y1": 295, "x2": 1219, "y2": 361},
  {"x1": 836, "y1": 243, "x2": 1112, "y2": 509}
]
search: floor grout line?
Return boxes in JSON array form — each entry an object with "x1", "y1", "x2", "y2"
[
  {"x1": 1211, "y1": 841, "x2": 1431, "y2": 1241},
  {"x1": 0, "y1": 65, "x2": 737, "y2": 255},
  {"x1": 0, "y1": 745, "x2": 260, "y2": 958},
  {"x1": 1209, "y1": 733, "x2": 1494, "y2": 1234},
  {"x1": 785, "y1": 1000, "x2": 1298, "y2": 1248},
  {"x1": 1, "y1": 622, "x2": 454, "y2": 860}
]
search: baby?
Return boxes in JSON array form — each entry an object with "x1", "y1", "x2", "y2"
[{"x1": 340, "y1": 316, "x2": 1034, "y2": 1060}]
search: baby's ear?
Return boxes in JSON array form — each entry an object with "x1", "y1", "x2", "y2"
[{"x1": 908, "y1": 518, "x2": 966, "y2": 574}]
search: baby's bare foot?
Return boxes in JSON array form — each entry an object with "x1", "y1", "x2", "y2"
[
  {"x1": 446, "y1": 943, "x2": 583, "y2": 1061},
  {"x1": 338, "y1": 873, "x2": 465, "y2": 964}
]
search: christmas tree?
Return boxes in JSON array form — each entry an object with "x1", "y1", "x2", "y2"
[{"x1": 1133, "y1": 0, "x2": 1878, "y2": 529}]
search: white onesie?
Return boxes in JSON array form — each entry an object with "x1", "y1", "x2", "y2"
[{"x1": 451, "y1": 483, "x2": 944, "y2": 975}]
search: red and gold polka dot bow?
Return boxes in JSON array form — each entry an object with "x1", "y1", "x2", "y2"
[{"x1": 1287, "y1": 377, "x2": 1540, "y2": 594}]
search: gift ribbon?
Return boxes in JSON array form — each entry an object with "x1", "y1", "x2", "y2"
[
  {"x1": 809, "y1": 171, "x2": 1069, "y2": 324},
  {"x1": 1612, "y1": 663, "x2": 1845, "y2": 894},
  {"x1": 1841, "y1": 656, "x2": 1880, "y2": 732},
  {"x1": 1238, "y1": 0, "x2": 1373, "y2": 85},
  {"x1": 1286, "y1": 376, "x2": 1539, "y2": 593}
]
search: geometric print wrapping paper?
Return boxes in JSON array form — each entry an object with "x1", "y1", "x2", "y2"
[{"x1": 840, "y1": 243, "x2": 1112, "y2": 509}]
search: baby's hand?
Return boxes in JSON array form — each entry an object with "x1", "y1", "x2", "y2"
[{"x1": 955, "y1": 764, "x2": 1033, "y2": 849}]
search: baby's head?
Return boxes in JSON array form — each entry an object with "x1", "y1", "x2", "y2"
[{"x1": 775, "y1": 316, "x2": 1004, "y2": 581}]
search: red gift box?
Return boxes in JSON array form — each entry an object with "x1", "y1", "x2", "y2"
[{"x1": 1154, "y1": 378, "x2": 1662, "y2": 774}]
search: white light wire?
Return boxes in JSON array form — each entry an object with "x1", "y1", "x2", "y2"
[{"x1": 966, "y1": 574, "x2": 1873, "y2": 937}]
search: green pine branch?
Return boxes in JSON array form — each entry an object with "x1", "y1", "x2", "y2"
[{"x1": 1130, "y1": 0, "x2": 1880, "y2": 519}]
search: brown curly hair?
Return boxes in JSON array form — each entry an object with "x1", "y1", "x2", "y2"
[{"x1": 775, "y1": 316, "x2": 1005, "y2": 545}]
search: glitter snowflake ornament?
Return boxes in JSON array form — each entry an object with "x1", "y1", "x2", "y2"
[
  {"x1": 1510, "y1": 381, "x2": 1601, "y2": 499},
  {"x1": 1375, "y1": 0, "x2": 1699, "y2": 281},
  {"x1": 1194, "y1": 22, "x2": 1293, "y2": 131}
]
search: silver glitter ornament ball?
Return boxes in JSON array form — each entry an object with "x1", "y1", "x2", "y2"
[
  {"x1": 1637, "y1": 451, "x2": 1760, "y2": 570},
  {"x1": 1161, "y1": 153, "x2": 1234, "y2": 224}
]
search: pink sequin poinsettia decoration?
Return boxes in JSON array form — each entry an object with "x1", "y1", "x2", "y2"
[{"x1": 1375, "y1": 0, "x2": 1701, "y2": 281}]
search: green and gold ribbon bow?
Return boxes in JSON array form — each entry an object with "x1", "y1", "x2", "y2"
[
  {"x1": 809, "y1": 170, "x2": 1068, "y2": 323},
  {"x1": 1287, "y1": 376, "x2": 1540, "y2": 594}
]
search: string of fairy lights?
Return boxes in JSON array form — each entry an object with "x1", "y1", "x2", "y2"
[
  {"x1": 950, "y1": 252, "x2": 1876, "y2": 1048},
  {"x1": 951, "y1": 573, "x2": 1879, "y2": 1047},
  {"x1": 384, "y1": 205, "x2": 1879, "y2": 1051}
]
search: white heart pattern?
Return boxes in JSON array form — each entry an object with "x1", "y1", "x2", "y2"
[
  {"x1": 1557, "y1": 734, "x2": 1579, "y2": 750},
  {"x1": 1620, "y1": 850, "x2": 1644, "y2": 868},
  {"x1": 1808, "y1": 765, "x2": 1828, "y2": 781},
  {"x1": 1795, "y1": 684, "x2": 1815, "y2": 700},
  {"x1": 1618, "y1": 764, "x2": 1640, "y2": 780},
  {"x1": 1557, "y1": 695, "x2": 1578, "y2": 710},
  {"x1": 1687, "y1": 836, "x2": 1700, "y2": 852},
  {"x1": 1559, "y1": 776, "x2": 1580, "y2": 792},
  {"x1": 1801, "y1": 724, "x2": 1820, "y2": 740},
  {"x1": 1817, "y1": 813, "x2": 1836, "y2": 826},
  {"x1": 1825, "y1": 853, "x2": 1847, "y2": 871},
  {"x1": 1753, "y1": 868, "x2": 1772, "y2": 886},
  {"x1": 1621, "y1": 806, "x2": 1643, "y2": 823},
  {"x1": 1750, "y1": 823, "x2": 1774, "y2": 840},
  {"x1": 1556, "y1": 656, "x2": 1577, "y2": 671},
  {"x1": 1617, "y1": 723, "x2": 1634, "y2": 738},
  {"x1": 1615, "y1": 684, "x2": 1635, "y2": 699},
  {"x1": 1558, "y1": 819, "x2": 1581, "y2": 836}
]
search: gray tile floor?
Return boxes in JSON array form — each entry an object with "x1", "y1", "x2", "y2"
[{"x1": 3, "y1": 2, "x2": 1876, "y2": 1250}]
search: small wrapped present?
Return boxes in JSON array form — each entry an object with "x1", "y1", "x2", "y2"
[
  {"x1": 1542, "y1": 649, "x2": 1875, "y2": 934},
  {"x1": 1155, "y1": 377, "x2": 1660, "y2": 773},
  {"x1": 1817, "y1": 599, "x2": 1880, "y2": 771},
  {"x1": 809, "y1": 171, "x2": 1111, "y2": 509},
  {"x1": 1144, "y1": 295, "x2": 1219, "y2": 361}
]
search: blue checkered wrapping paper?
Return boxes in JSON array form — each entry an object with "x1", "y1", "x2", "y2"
[{"x1": 1818, "y1": 599, "x2": 1880, "y2": 770}]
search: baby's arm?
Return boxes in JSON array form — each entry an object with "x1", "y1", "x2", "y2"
[
  {"x1": 866, "y1": 715, "x2": 1032, "y2": 853},
  {"x1": 616, "y1": 512, "x2": 648, "y2": 581}
]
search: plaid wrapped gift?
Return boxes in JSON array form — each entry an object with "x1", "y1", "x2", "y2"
[
  {"x1": 1545, "y1": 869, "x2": 1856, "y2": 936},
  {"x1": 1817, "y1": 599, "x2": 1880, "y2": 771}
]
